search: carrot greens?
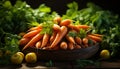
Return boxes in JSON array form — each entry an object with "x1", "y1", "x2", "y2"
[{"x1": 40, "y1": 22, "x2": 54, "y2": 35}]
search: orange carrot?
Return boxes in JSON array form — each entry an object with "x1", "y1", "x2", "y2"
[
  {"x1": 50, "y1": 31, "x2": 57, "y2": 44},
  {"x1": 82, "y1": 38, "x2": 88, "y2": 45},
  {"x1": 68, "y1": 42, "x2": 74, "y2": 50},
  {"x1": 75, "y1": 44, "x2": 81, "y2": 49},
  {"x1": 28, "y1": 24, "x2": 42, "y2": 31},
  {"x1": 43, "y1": 45, "x2": 60, "y2": 50},
  {"x1": 41, "y1": 33, "x2": 50, "y2": 48},
  {"x1": 76, "y1": 25, "x2": 90, "y2": 30},
  {"x1": 84, "y1": 44, "x2": 89, "y2": 48},
  {"x1": 65, "y1": 35, "x2": 75, "y2": 44},
  {"x1": 53, "y1": 16, "x2": 61, "y2": 24},
  {"x1": 68, "y1": 24, "x2": 90, "y2": 31},
  {"x1": 60, "y1": 41, "x2": 68, "y2": 50},
  {"x1": 91, "y1": 38, "x2": 97, "y2": 45},
  {"x1": 52, "y1": 24, "x2": 61, "y2": 32},
  {"x1": 67, "y1": 24, "x2": 80, "y2": 31},
  {"x1": 49, "y1": 26, "x2": 68, "y2": 49},
  {"x1": 60, "y1": 19, "x2": 72, "y2": 26},
  {"x1": 22, "y1": 33, "x2": 43, "y2": 50},
  {"x1": 90, "y1": 34, "x2": 103, "y2": 37},
  {"x1": 19, "y1": 38, "x2": 31, "y2": 46},
  {"x1": 75, "y1": 36, "x2": 82, "y2": 45},
  {"x1": 87, "y1": 34, "x2": 102, "y2": 42},
  {"x1": 35, "y1": 41, "x2": 42, "y2": 49},
  {"x1": 23, "y1": 29, "x2": 41, "y2": 38}
]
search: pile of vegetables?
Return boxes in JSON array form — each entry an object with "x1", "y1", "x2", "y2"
[
  {"x1": 62, "y1": 2, "x2": 120, "y2": 58},
  {"x1": 0, "y1": 0, "x2": 120, "y2": 65},
  {"x1": 19, "y1": 18, "x2": 102, "y2": 50}
]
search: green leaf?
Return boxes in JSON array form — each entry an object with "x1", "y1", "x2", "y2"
[
  {"x1": 67, "y1": 1, "x2": 78, "y2": 10},
  {"x1": 68, "y1": 31, "x2": 77, "y2": 37},
  {"x1": 39, "y1": 4, "x2": 51, "y2": 13},
  {"x1": 62, "y1": 1, "x2": 78, "y2": 19},
  {"x1": 28, "y1": 21, "x2": 40, "y2": 27},
  {"x1": 40, "y1": 22, "x2": 53, "y2": 35},
  {"x1": 2, "y1": 1, "x2": 12, "y2": 9},
  {"x1": 77, "y1": 29, "x2": 87, "y2": 38}
]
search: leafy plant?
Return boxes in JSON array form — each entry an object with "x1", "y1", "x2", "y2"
[
  {"x1": 0, "y1": 0, "x2": 59, "y2": 64},
  {"x1": 0, "y1": 0, "x2": 59, "y2": 34},
  {"x1": 63, "y1": 2, "x2": 120, "y2": 58},
  {"x1": 0, "y1": 30, "x2": 20, "y2": 64}
]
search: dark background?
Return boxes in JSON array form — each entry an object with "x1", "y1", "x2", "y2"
[{"x1": 11, "y1": 0, "x2": 120, "y2": 15}]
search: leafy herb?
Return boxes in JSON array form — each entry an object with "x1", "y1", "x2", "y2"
[
  {"x1": 68, "y1": 31, "x2": 77, "y2": 37},
  {"x1": 77, "y1": 29, "x2": 87, "y2": 39},
  {"x1": 28, "y1": 21, "x2": 40, "y2": 27},
  {"x1": 0, "y1": 0, "x2": 59, "y2": 34},
  {"x1": 62, "y1": 1, "x2": 78, "y2": 20},
  {"x1": 40, "y1": 22, "x2": 53, "y2": 35},
  {"x1": 39, "y1": 4, "x2": 51, "y2": 13},
  {"x1": 0, "y1": 32, "x2": 20, "y2": 65}
]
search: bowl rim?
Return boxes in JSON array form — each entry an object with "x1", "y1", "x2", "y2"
[{"x1": 22, "y1": 43, "x2": 99, "y2": 52}]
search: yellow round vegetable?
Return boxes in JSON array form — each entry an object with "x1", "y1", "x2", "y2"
[
  {"x1": 25, "y1": 52, "x2": 37, "y2": 63},
  {"x1": 100, "y1": 49, "x2": 110, "y2": 59},
  {"x1": 11, "y1": 52, "x2": 24, "y2": 64}
]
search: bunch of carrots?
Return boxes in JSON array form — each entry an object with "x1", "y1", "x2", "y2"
[{"x1": 19, "y1": 17, "x2": 103, "y2": 51}]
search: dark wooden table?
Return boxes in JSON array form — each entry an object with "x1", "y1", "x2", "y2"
[{"x1": 1, "y1": 60, "x2": 120, "y2": 69}]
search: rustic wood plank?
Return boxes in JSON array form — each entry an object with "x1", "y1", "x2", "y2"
[{"x1": 1, "y1": 61, "x2": 120, "y2": 69}]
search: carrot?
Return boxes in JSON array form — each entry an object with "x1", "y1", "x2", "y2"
[
  {"x1": 75, "y1": 44, "x2": 81, "y2": 49},
  {"x1": 67, "y1": 24, "x2": 79, "y2": 31},
  {"x1": 65, "y1": 34, "x2": 75, "y2": 44},
  {"x1": 87, "y1": 34, "x2": 102, "y2": 42},
  {"x1": 81, "y1": 44, "x2": 88, "y2": 48},
  {"x1": 75, "y1": 36, "x2": 82, "y2": 45},
  {"x1": 41, "y1": 33, "x2": 50, "y2": 48},
  {"x1": 60, "y1": 41, "x2": 68, "y2": 50},
  {"x1": 22, "y1": 33, "x2": 43, "y2": 50},
  {"x1": 76, "y1": 25, "x2": 90, "y2": 30},
  {"x1": 43, "y1": 45, "x2": 60, "y2": 50},
  {"x1": 52, "y1": 24, "x2": 61, "y2": 32},
  {"x1": 90, "y1": 34, "x2": 103, "y2": 37},
  {"x1": 50, "y1": 31, "x2": 57, "y2": 44},
  {"x1": 60, "y1": 19, "x2": 72, "y2": 26},
  {"x1": 23, "y1": 29, "x2": 41, "y2": 38},
  {"x1": 53, "y1": 16, "x2": 61, "y2": 24},
  {"x1": 19, "y1": 38, "x2": 31, "y2": 46},
  {"x1": 35, "y1": 41, "x2": 42, "y2": 49},
  {"x1": 90, "y1": 38, "x2": 97, "y2": 45},
  {"x1": 84, "y1": 44, "x2": 89, "y2": 48},
  {"x1": 49, "y1": 26, "x2": 68, "y2": 49},
  {"x1": 68, "y1": 24, "x2": 90, "y2": 31},
  {"x1": 28, "y1": 24, "x2": 42, "y2": 31},
  {"x1": 68, "y1": 42, "x2": 74, "y2": 50},
  {"x1": 82, "y1": 38, "x2": 88, "y2": 45}
]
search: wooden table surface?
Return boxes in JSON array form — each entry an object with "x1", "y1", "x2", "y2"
[{"x1": 1, "y1": 60, "x2": 120, "y2": 69}]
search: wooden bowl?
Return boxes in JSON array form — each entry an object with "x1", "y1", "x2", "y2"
[{"x1": 22, "y1": 43, "x2": 99, "y2": 61}]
